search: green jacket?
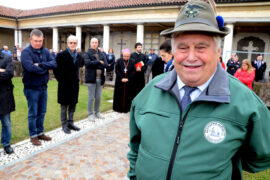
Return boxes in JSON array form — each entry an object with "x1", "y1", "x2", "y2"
[{"x1": 127, "y1": 64, "x2": 270, "y2": 180}]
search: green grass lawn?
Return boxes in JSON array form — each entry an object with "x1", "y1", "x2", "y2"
[
  {"x1": 243, "y1": 170, "x2": 270, "y2": 180},
  {"x1": 4, "y1": 77, "x2": 113, "y2": 146}
]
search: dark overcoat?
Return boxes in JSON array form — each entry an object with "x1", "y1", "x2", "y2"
[
  {"x1": 53, "y1": 49, "x2": 82, "y2": 105},
  {"x1": 252, "y1": 60, "x2": 267, "y2": 81},
  {"x1": 130, "y1": 52, "x2": 147, "y2": 99},
  {"x1": 0, "y1": 52, "x2": 15, "y2": 114}
]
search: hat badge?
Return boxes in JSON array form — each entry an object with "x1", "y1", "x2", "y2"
[{"x1": 185, "y1": 4, "x2": 205, "y2": 18}]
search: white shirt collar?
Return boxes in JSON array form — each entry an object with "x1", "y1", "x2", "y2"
[{"x1": 177, "y1": 68, "x2": 216, "y2": 101}]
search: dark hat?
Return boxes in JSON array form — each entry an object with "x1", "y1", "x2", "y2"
[{"x1": 160, "y1": 0, "x2": 230, "y2": 37}]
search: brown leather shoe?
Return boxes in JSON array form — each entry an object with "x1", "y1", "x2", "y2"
[
  {"x1": 38, "y1": 134, "x2": 52, "y2": 141},
  {"x1": 30, "y1": 137, "x2": 41, "y2": 146}
]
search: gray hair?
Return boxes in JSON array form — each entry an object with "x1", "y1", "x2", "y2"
[
  {"x1": 30, "y1": 29, "x2": 43, "y2": 39},
  {"x1": 67, "y1": 35, "x2": 77, "y2": 43},
  {"x1": 171, "y1": 33, "x2": 222, "y2": 53},
  {"x1": 90, "y1": 37, "x2": 98, "y2": 43}
]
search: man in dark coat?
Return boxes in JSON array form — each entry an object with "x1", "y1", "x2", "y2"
[
  {"x1": 84, "y1": 37, "x2": 108, "y2": 121},
  {"x1": 130, "y1": 42, "x2": 147, "y2": 99},
  {"x1": 53, "y1": 35, "x2": 82, "y2": 134},
  {"x1": 113, "y1": 49, "x2": 136, "y2": 113},
  {"x1": 0, "y1": 51, "x2": 15, "y2": 154},
  {"x1": 252, "y1": 54, "x2": 267, "y2": 82}
]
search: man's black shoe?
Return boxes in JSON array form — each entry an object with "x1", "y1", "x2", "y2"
[
  {"x1": 67, "y1": 120, "x2": 80, "y2": 131},
  {"x1": 63, "y1": 126, "x2": 71, "y2": 134},
  {"x1": 4, "y1": 145, "x2": 14, "y2": 154},
  {"x1": 68, "y1": 123, "x2": 80, "y2": 131}
]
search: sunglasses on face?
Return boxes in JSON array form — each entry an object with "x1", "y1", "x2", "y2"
[{"x1": 68, "y1": 42, "x2": 77, "y2": 44}]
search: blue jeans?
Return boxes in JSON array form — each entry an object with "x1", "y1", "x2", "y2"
[
  {"x1": 0, "y1": 113, "x2": 12, "y2": 147},
  {"x1": 24, "y1": 89, "x2": 47, "y2": 138}
]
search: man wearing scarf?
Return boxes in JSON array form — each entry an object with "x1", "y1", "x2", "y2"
[{"x1": 53, "y1": 35, "x2": 83, "y2": 134}]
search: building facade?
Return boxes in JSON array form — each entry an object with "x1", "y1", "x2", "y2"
[{"x1": 0, "y1": 0, "x2": 270, "y2": 79}]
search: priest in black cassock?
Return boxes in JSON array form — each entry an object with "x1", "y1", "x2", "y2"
[
  {"x1": 113, "y1": 49, "x2": 136, "y2": 113},
  {"x1": 130, "y1": 42, "x2": 147, "y2": 99}
]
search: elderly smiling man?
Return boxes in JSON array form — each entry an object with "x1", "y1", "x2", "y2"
[{"x1": 127, "y1": 0, "x2": 270, "y2": 180}]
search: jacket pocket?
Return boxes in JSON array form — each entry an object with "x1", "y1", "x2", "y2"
[
  {"x1": 135, "y1": 109, "x2": 179, "y2": 161},
  {"x1": 135, "y1": 147, "x2": 168, "y2": 180}
]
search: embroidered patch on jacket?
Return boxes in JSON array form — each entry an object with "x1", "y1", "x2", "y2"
[
  {"x1": 185, "y1": 4, "x2": 205, "y2": 18},
  {"x1": 204, "y1": 121, "x2": 226, "y2": 144}
]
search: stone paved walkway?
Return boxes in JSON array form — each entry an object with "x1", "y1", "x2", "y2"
[{"x1": 0, "y1": 114, "x2": 130, "y2": 180}]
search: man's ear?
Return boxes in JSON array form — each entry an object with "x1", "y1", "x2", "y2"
[{"x1": 216, "y1": 48, "x2": 221, "y2": 61}]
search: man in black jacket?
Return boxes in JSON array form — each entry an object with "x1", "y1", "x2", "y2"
[
  {"x1": 84, "y1": 38, "x2": 108, "y2": 121},
  {"x1": 252, "y1": 54, "x2": 267, "y2": 82},
  {"x1": 0, "y1": 51, "x2": 15, "y2": 154},
  {"x1": 53, "y1": 35, "x2": 82, "y2": 134},
  {"x1": 130, "y1": 42, "x2": 147, "y2": 99}
]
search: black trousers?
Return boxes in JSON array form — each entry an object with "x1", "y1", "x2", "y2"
[{"x1": 61, "y1": 104, "x2": 76, "y2": 126}]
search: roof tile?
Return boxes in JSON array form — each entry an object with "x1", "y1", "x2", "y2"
[{"x1": 0, "y1": 0, "x2": 266, "y2": 19}]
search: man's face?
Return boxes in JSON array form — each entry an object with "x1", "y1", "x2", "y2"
[
  {"x1": 30, "y1": 35, "x2": 44, "y2": 49},
  {"x1": 67, "y1": 40, "x2": 77, "y2": 51},
  {"x1": 136, "y1": 45, "x2": 142, "y2": 53},
  {"x1": 231, "y1": 53, "x2": 235, "y2": 59},
  {"x1": 151, "y1": 49, "x2": 155, "y2": 54},
  {"x1": 90, "y1": 39, "x2": 99, "y2": 50},
  {"x1": 173, "y1": 33, "x2": 220, "y2": 87},
  {"x1": 30, "y1": 35, "x2": 43, "y2": 49},
  {"x1": 257, "y1": 55, "x2": 263, "y2": 61},
  {"x1": 123, "y1": 52, "x2": 130, "y2": 61}
]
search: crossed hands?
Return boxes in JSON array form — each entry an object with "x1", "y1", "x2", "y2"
[
  {"x1": 0, "y1": 68, "x2": 6, "y2": 72},
  {"x1": 122, "y1": 78, "x2": 128, "y2": 83}
]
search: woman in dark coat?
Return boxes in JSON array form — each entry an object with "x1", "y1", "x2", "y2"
[
  {"x1": 106, "y1": 48, "x2": 115, "y2": 81},
  {"x1": 0, "y1": 52, "x2": 15, "y2": 154},
  {"x1": 53, "y1": 35, "x2": 83, "y2": 134},
  {"x1": 113, "y1": 49, "x2": 136, "y2": 113}
]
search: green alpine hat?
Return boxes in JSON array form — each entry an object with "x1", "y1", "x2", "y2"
[{"x1": 160, "y1": 0, "x2": 230, "y2": 37}]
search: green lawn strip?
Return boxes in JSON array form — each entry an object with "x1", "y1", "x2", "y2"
[{"x1": 243, "y1": 170, "x2": 270, "y2": 180}]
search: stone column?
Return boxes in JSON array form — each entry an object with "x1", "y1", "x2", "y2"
[
  {"x1": 53, "y1": 27, "x2": 58, "y2": 52},
  {"x1": 85, "y1": 33, "x2": 90, "y2": 50},
  {"x1": 136, "y1": 24, "x2": 144, "y2": 44},
  {"x1": 76, "y1": 26, "x2": 82, "y2": 49},
  {"x1": 222, "y1": 24, "x2": 234, "y2": 66},
  {"x1": 103, "y1": 25, "x2": 110, "y2": 53},
  {"x1": 18, "y1": 30, "x2": 22, "y2": 48},
  {"x1": 14, "y1": 29, "x2": 18, "y2": 46}
]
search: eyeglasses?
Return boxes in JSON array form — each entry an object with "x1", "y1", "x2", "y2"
[{"x1": 68, "y1": 42, "x2": 77, "y2": 44}]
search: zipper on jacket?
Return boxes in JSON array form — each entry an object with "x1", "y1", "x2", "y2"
[{"x1": 166, "y1": 92, "x2": 191, "y2": 180}]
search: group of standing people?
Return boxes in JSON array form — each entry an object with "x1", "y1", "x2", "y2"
[
  {"x1": 226, "y1": 53, "x2": 267, "y2": 89},
  {"x1": 0, "y1": 29, "x2": 112, "y2": 152},
  {"x1": 0, "y1": 25, "x2": 177, "y2": 153}
]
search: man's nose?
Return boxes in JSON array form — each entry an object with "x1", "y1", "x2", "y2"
[{"x1": 187, "y1": 48, "x2": 196, "y2": 61}]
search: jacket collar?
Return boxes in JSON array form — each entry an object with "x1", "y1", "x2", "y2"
[
  {"x1": 30, "y1": 45, "x2": 43, "y2": 53},
  {"x1": 155, "y1": 63, "x2": 230, "y2": 104},
  {"x1": 89, "y1": 48, "x2": 99, "y2": 54}
]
